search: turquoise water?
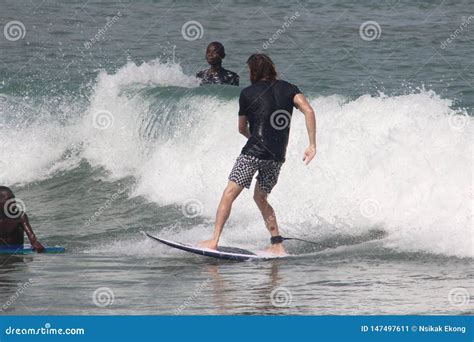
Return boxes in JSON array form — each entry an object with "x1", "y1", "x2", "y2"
[{"x1": 0, "y1": 1, "x2": 472, "y2": 315}]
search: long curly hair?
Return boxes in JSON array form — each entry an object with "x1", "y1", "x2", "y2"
[{"x1": 246, "y1": 54, "x2": 277, "y2": 84}]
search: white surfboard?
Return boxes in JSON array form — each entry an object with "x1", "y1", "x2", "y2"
[{"x1": 145, "y1": 233, "x2": 280, "y2": 261}]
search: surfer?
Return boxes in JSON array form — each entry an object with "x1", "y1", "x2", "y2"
[
  {"x1": 0, "y1": 186, "x2": 45, "y2": 252},
  {"x1": 196, "y1": 42, "x2": 240, "y2": 86},
  {"x1": 200, "y1": 54, "x2": 316, "y2": 255}
]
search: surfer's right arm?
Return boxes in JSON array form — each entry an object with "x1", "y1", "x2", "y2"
[
  {"x1": 294, "y1": 94, "x2": 316, "y2": 165},
  {"x1": 21, "y1": 213, "x2": 45, "y2": 253}
]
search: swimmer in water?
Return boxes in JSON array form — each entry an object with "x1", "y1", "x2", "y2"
[
  {"x1": 196, "y1": 42, "x2": 239, "y2": 86},
  {"x1": 0, "y1": 186, "x2": 45, "y2": 252}
]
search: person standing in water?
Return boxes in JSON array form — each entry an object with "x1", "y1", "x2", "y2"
[
  {"x1": 200, "y1": 54, "x2": 317, "y2": 255},
  {"x1": 0, "y1": 186, "x2": 45, "y2": 252},
  {"x1": 196, "y1": 42, "x2": 240, "y2": 86}
]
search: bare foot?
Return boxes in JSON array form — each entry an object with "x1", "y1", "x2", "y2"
[
  {"x1": 265, "y1": 243, "x2": 286, "y2": 256},
  {"x1": 198, "y1": 239, "x2": 218, "y2": 250}
]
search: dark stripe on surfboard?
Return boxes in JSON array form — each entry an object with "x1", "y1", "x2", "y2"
[{"x1": 145, "y1": 233, "x2": 269, "y2": 261}]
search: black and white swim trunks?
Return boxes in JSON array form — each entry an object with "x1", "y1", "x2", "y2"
[{"x1": 228, "y1": 154, "x2": 282, "y2": 194}]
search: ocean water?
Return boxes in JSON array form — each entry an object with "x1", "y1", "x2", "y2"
[{"x1": 0, "y1": 0, "x2": 472, "y2": 315}]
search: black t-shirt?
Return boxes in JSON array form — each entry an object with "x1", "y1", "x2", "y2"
[
  {"x1": 238, "y1": 80, "x2": 301, "y2": 162},
  {"x1": 196, "y1": 67, "x2": 239, "y2": 86}
]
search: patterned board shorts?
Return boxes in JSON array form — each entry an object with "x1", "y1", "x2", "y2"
[{"x1": 228, "y1": 154, "x2": 283, "y2": 194}]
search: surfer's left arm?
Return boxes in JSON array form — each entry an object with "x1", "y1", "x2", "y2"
[{"x1": 21, "y1": 213, "x2": 45, "y2": 253}]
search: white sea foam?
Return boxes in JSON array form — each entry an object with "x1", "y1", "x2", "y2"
[
  {"x1": 133, "y1": 86, "x2": 472, "y2": 258},
  {"x1": 81, "y1": 59, "x2": 200, "y2": 178},
  {"x1": 1, "y1": 61, "x2": 472, "y2": 258},
  {"x1": 0, "y1": 118, "x2": 82, "y2": 185}
]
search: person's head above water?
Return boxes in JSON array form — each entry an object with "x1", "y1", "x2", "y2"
[
  {"x1": 206, "y1": 42, "x2": 226, "y2": 67},
  {"x1": 0, "y1": 186, "x2": 14, "y2": 202},
  {"x1": 0, "y1": 186, "x2": 16, "y2": 219},
  {"x1": 196, "y1": 42, "x2": 239, "y2": 86},
  {"x1": 246, "y1": 53, "x2": 277, "y2": 84}
]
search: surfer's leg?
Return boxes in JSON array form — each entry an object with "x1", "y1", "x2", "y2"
[
  {"x1": 254, "y1": 160, "x2": 285, "y2": 255},
  {"x1": 214, "y1": 181, "x2": 244, "y2": 235},
  {"x1": 199, "y1": 181, "x2": 243, "y2": 250},
  {"x1": 200, "y1": 155, "x2": 256, "y2": 249},
  {"x1": 253, "y1": 184, "x2": 286, "y2": 255},
  {"x1": 253, "y1": 184, "x2": 279, "y2": 236}
]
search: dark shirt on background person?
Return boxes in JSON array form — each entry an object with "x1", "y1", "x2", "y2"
[{"x1": 196, "y1": 41, "x2": 239, "y2": 86}]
